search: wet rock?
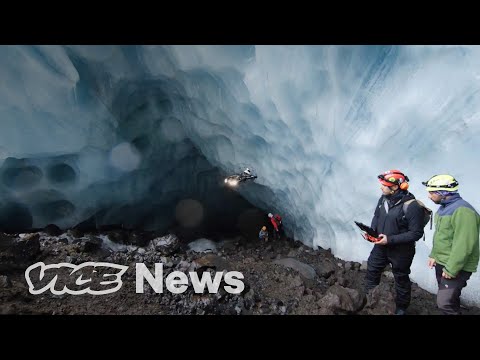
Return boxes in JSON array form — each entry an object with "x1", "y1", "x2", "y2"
[
  {"x1": 272, "y1": 258, "x2": 317, "y2": 280},
  {"x1": 107, "y1": 230, "x2": 128, "y2": 244},
  {"x1": 82, "y1": 236, "x2": 102, "y2": 253},
  {"x1": 0, "y1": 233, "x2": 15, "y2": 251},
  {"x1": 0, "y1": 304, "x2": 16, "y2": 315},
  {"x1": 128, "y1": 232, "x2": 150, "y2": 247},
  {"x1": 219, "y1": 239, "x2": 237, "y2": 252},
  {"x1": 383, "y1": 270, "x2": 394, "y2": 279},
  {"x1": 20, "y1": 233, "x2": 40, "y2": 242},
  {"x1": 313, "y1": 260, "x2": 337, "y2": 279},
  {"x1": 262, "y1": 272, "x2": 305, "y2": 302},
  {"x1": 287, "y1": 249, "x2": 298, "y2": 257},
  {"x1": 363, "y1": 283, "x2": 396, "y2": 315},
  {"x1": 176, "y1": 260, "x2": 191, "y2": 272},
  {"x1": 96, "y1": 248, "x2": 112, "y2": 260},
  {"x1": 291, "y1": 240, "x2": 302, "y2": 248},
  {"x1": 244, "y1": 288, "x2": 255, "y2": 302},
  {"x1": 0, "y1": 275, "x2": 12, "y2": 288},
  {"x1": 68, "y1": 228, "x2": 84, "y2": 238},
  {"x1": 318, "y1": 285, "x2": 364, "y2": 313},
  {"x1": 327, "y1": 275, "x2": 337, "y2": 286},
  {"x1": 243, "y1": 257, "x2": 255, "y2": 265},
  {"x1": 318, "y1": 307, "x2": 335, "y2": 315},
  {"x1": 193, "y1": 254, "x2": 230, "y2": 271},
  {"x1": 44, "y1": 224, "x2": 62, "y2": 236},
  {"x1": 336, "y1": 276, "x2": 347, "y2": 286},
  {"x1": 14, "y1": 234, "x2": 41, "y2": 260},
  {"x1": 149, "y1": 234, "x2": 180, "y2": 255},
  {"x1": 72, "y1": 238, "x2": 83, "y2": 245},
  {"x1": 57, "y1": 237, "x2": 69, "y2": 245},
  {"x1": 159, "y1": 256, "x2": 174, "y2": 268},
  {"x1": 188, "y1": 238, "x2": 217, "y2": 253}
]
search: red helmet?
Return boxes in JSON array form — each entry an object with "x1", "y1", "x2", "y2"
[{"x1": 377, "y1": 169, "x2": 409, "y2": 187}]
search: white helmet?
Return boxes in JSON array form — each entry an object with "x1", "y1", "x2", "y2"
[
  {"x1": 268, "y1": 213, "x2": 273, "y2": 218},
  {"x1": 244, "y1": 168, "x2": 251, "y2": 175}
]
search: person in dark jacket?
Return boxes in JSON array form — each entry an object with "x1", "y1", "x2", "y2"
[
  {"x1": 259, "y1": 226, "x2": 269, "y2": 242},
  {"x1": 364, "y1": 169, "x2": 425, "y2": 315}
]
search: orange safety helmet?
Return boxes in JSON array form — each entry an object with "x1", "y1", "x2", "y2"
[{"x1": 377, "y1": 169, "x2": 410, "y2": 190}]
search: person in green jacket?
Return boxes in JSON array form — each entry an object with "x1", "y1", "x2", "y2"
[{"x1": 423, "y1": 174, "x2": 480, "y2": 315}]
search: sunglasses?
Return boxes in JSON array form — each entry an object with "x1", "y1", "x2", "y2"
[{"x1": 378, "y1": 172, "x2": 409, "y2": 184}]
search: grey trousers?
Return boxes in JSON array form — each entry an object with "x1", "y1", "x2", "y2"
[{"x1": 435, "y1": 264, "x2": 472, "y2": 315}]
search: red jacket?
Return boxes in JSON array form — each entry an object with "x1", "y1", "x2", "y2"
[{"x1": 270, "y1": 215, "x2": 282, "y2": 231}]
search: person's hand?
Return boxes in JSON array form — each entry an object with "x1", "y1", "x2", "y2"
[
  {"x1": 375, "y1": 234, "x2": 388, "y2": 245},
  {"x1": 428, "y1": 258, "x2": 436, "y2": 268},
  {"x1": 442, "y1": 271, "x2": 453, "y2": 279}
]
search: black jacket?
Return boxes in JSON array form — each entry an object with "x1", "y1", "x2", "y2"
[{"x1": 371, "y1": 191, "x2": 425, "y2": 245}]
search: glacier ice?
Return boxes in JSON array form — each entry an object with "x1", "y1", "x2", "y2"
[{"x1": 1, "y1": 45, "x2": 480, "y2": 305}]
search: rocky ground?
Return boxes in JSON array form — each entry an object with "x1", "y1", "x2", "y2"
[{"x1": 1, "y1": 226, "x2": 479, "y2": 315}]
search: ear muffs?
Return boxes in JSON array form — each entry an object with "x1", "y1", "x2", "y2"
[{"x1": 394, "y1": 176, "x2": 409, "y2": 191}]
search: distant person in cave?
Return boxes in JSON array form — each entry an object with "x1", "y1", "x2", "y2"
[
  {"x1": 268, "y1": 213, "x2": 284, "y2": 241},
  {"x1": 364, "y1": 169, "x2": 425, "y2": 315},
  {"x1": 259, "y1": 226, "x2": 269, "y2": 242}
]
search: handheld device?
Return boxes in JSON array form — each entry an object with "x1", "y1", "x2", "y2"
[{"x1": 354, "y1": 221, "x2": 381, "y2": 243}]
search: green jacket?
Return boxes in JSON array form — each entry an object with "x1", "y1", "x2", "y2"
[{"x1": 430, "y1": 193, "x2": 480, "y2": 277}]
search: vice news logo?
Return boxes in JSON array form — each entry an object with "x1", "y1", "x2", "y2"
[{"x1": 25, "y1": 262, "x2": 244, "y2": 295}]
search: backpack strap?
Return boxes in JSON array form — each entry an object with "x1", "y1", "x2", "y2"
[
  {"x1": 403, "y1": 200, "x2": 432, "y2": 225},
  {"x1": 402, "y1": 199, "x2": 416, "y2": 217},
  {"x1": 403, "y1": 199, "x2": 433, "y2": 241},
  {"x1": 402, "y1": 200, "x2": 424, "y2": 240},
  {"x1": 418, "y1": 200, "x2": 433, "y2": 230}
]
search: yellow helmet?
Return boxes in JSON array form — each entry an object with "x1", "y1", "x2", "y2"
[{"x1": 422, "y1": 174, "x2": 459, "y2": 192}]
